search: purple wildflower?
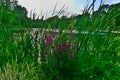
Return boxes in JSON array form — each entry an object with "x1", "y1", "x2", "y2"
[
  {"x1": 59, "y1": 45, "x2": 62, "y2": 51},
  {"x1": 45, "y1": 35, "x2": 53, "y2": 47},
  {"x1": 55, "y1": 45, "x2": 63, "y2": 54},
  {"x1": 63, "y1": 44, "x2": 67, "y2": 49},
  {"x1": 68, "y1": 40, "x2": 71, "y2": 48},
  {"x1": 60, "y1": 61, "x2": 62, "y2": 65}
]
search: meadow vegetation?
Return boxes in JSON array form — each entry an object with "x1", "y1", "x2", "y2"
[{"x1": 0, "y1": 0, "x2": 120, "y2": 80}]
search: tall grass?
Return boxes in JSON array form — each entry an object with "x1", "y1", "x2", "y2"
[{"x1": 0, "y1": 1, "x2": 120, "y2": 80}]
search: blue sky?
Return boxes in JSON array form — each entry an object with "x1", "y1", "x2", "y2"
[
  {"x1": 74, "y1": 0, "x2": 120, "y2": 10},
  {"x1": 18, "y1": 0, "x2": 120, "y2": 18}
]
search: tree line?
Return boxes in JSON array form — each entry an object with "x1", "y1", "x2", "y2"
[{"x1": 0, "y1": 0, "x2": 120, "y2": 30}]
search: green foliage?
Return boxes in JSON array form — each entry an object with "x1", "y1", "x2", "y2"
[{"x1": 0, "y1": 1, "x2": 120, "y2": 80}]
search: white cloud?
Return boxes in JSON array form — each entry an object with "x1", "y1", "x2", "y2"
[{"x1": 18, "y1": 0, "x2": 79, "y2": 18}]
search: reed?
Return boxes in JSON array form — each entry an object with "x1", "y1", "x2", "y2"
[{"x1": 0, "y1": 0, "x2": 120, "y2": 79}]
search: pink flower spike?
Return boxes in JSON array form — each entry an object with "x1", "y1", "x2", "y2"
[
  {"x1": 45, "y1": 35, "x2": 53, "y2": 47},
  {"x1": 59, "y1": 45, "x2": 62, "y2": 51},
  {"x1": 60, "y1": 61, "x2": 62, "y2": 65},
  {"x1": 46, "y1": 35, "x2": 53, "y2": 43},
  {"x1": 68, "y1": 40, "x2": 72, "y2": 48},
  {"x1": 64, "y1": 44, "x2": 67, "y2": 49}
]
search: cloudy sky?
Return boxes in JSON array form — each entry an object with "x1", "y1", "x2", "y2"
[{"x1": 18, "y1": 0, "x2": 120, "y2": 18}]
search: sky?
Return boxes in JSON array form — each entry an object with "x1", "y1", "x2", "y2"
[{"x1": 18, "y1": 0, "x2": 120, "y2": 19}]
